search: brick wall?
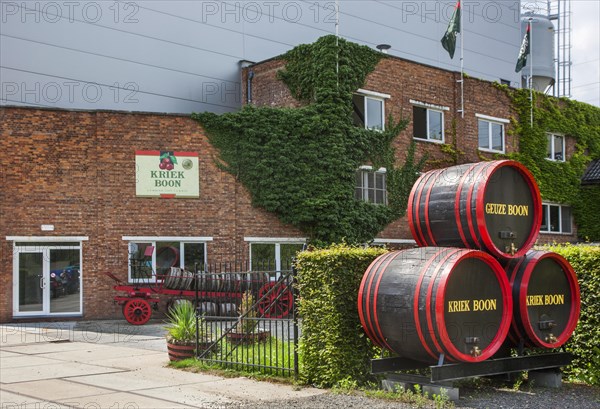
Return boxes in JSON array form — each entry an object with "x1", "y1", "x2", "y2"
[
  {"x1": 242, "y1": 58, "x2": 303, "y2": 109},
  {"x1": 0, "y1": 107, "x2": 303, "y2": 322}
]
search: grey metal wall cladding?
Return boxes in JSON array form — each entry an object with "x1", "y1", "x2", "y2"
[{"x1": 1, "y1": 0, "x2": 523, "y2": 114}]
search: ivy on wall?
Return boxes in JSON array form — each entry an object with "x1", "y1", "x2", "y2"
[
  {"x1": 193, "y1": 35, "x2": 425, "y2": 244},
  {"x1": 503, "y1": 88, "x2": 600, "y2": 240}
]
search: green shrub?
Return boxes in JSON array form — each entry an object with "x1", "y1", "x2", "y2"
[
  {"x1": 165, "y1": 300, "x2": 201, "y2": 345},
  {"x1": 295, "y1": 244, "x2": 387, "y2": 387},
  {"x1": 544, "y1": 243, "x2": 600, "y2": 385}
]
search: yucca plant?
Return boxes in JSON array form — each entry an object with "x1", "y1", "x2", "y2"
[{"x1": 165, "y1": 300, "x2": 202, "y2": 345}]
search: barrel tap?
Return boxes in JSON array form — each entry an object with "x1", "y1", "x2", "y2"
[{"x1": 505, "y1": 242, "x2": 517, "y2": 256}]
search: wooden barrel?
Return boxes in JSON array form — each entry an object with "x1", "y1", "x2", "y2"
[
  {"x1": 408, "y1": 160, "x2": 542, "y2": 259},
  {"x1": 358, "y1": 247, "x2": 512, "y2": 363},
  {"x1": 504, "y1": 250, "x2": 580, "y2": 348},
  {"x1": 219, "y1": 302, "x2": 238, "y2": 317}
]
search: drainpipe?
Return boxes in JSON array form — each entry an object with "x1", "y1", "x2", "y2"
[{"x1": 247, "y1": 70, "x2": 254, "y2": 105}]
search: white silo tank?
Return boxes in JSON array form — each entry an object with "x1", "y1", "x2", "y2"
[{"x1": 520, "y1": 14, "x2": 556, "y2": 92}]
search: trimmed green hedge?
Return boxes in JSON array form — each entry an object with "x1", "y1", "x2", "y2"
[
  {"x1": 544, "y1": 244, "x2": 600, "y2": 385},
  {"x1": 295, "y1": 244, "x2": 386, "y2": 387}
]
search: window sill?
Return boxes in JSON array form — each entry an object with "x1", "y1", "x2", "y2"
[
  {"x1": 539, "y1": 231, "x2": 573, "y2": 235},
  {"x1": 413, "y1": 137, "x2": 444, "y2": 144},
  {"x1": 478, "y1": 148, "x2": 505, "y2": 154},
  {"x1": 545, "y1": 158, "x2": 566, "y2": 163}
]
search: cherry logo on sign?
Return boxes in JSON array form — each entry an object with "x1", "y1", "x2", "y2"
[{"x1": 159, "y1": 151, "x2": 177, "y2": 170}]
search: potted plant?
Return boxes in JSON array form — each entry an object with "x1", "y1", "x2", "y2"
[
  {"x1": 165, "y1": 300, "x2": 213, "y2": 361},
  {"x1": 226, "y1": 291, "x2": 270, "y2": 344}
]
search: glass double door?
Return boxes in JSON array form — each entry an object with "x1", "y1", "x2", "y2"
[{"x1": 14, "y1": 245, "x2": 82, "y2": 316}]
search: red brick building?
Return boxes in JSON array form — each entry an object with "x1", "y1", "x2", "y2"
[
  {"x1": 244, "y1": 55, "x2": 576, "y2": 243},
  {"x1": 0, "y1": 52, "x2": 576, "y2": 322}
]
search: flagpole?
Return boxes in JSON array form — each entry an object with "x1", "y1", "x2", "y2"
[
  {"x1": 336, "y1": 0, "x2": 339, "y2": 89},
  {"x1": 529, "y1": 18, "x2": 533, "y2": 127},
  {"x1": 459, "y1": 0, "x2": 464, "y2": 118}
]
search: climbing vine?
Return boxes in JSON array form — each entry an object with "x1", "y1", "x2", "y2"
[
  {"x1": 502, "y1": 87, "x2": 600, "y2": 240},
  {"x1": 193, "y1": 35, "x2": 425, "y2": 244}
]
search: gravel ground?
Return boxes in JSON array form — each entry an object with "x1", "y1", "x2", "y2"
[{"x1": 220, "y1": 381, "x2": 600, "y2": 409}]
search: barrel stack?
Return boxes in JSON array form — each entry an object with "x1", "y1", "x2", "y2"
[{"x1": 358, "y1": 160, "x2": 580, "y2": 365}]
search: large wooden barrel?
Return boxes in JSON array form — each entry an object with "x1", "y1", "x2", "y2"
[
  {"x1": 408, "y1": 160, "x2": 542, "y2": 259},
  {"x1": 358, "y1": 248, "x2": 512, "y2": 363},
  {"x1": 504, "y1": 250, "x2": 580, "y2": 348}
]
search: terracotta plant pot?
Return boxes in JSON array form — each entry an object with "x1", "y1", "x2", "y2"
[
  {"x1": 167, "y1": 340, "x2": 215, "y2": 361},
  {"x1": 167, "y1": 341, "x2": 195, "y2": 361}
]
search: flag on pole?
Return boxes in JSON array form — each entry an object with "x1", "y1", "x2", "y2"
[
  {"x1": 515, "y1": 23, "x2": 531, "y2": 72},
  {"x1": 441, "y1": 0, "x2": 461, "y2": 59}
]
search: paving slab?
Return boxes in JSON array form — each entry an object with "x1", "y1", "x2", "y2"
[
  {"x1": 1, "y1": 378, "x2": 114, "y2": 401},
  {"x1": 0, "y1": 354, "x2": 63, "y2": 369},
  {"x1": 55, "y1": 391, "x2": 194, "y2": 409},
  {"x1": 0, "y1": 390, "x2": 51, "y2": 408},
  {"x1": 1, "y1": 331, "x2": 63, "y2": 346},
  {"x1": 0, "y1": 361, "x2": 126, "y2": 384},
  {"x1": 81, "y1": 351, "x2": 170, "y2": 371},
  {"x1": 0, "y1": 350, "x2": 22, "y2": 358},
  {"x1": 35, "y1": 343, "x2": 161, "y2": 363},
  {"x1": 2, "y1": 340, "x2": 98, "y2": 355},
  {"x1": 68, "y1": 370, "x2": 202, "y2": 392}
]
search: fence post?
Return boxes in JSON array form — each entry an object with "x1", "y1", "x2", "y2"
[
  {"x1": 195, "y1": 262, "x2": 199, "y2": 358},
  {"x1": 292, "y1": 263, "x2": 299, "y2": 379}
]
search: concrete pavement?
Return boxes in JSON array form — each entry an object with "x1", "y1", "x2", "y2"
[{"x1": 0, "y1": 321, "x2": 325, "y2": 408}]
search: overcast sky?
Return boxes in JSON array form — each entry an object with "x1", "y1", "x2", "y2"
[{"x1": 571, "y1": 0, "x2": 600, "y2": 107}]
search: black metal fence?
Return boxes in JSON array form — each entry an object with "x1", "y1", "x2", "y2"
[{"x1": 180, "y1": 262, "x2": 298, "y2": 378}]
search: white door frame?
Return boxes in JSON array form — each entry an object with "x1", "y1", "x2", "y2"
[{"x1": 8, "y1": 236, "x2": 87, "y2": 318}]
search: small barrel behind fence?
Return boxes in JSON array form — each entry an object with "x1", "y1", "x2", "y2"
[
  {"x1": 197, "y1": 301, "x2": 218, "y2": 317},
  {"x1": 219, "y1": 302, "x2": 238, "y2": 317}
]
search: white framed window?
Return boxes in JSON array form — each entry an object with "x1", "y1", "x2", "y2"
[
  {"x1": 352, "y1": 89, "x2": 389, "y2": 131},
  {"x1": 540, "y1": 204, "x2": 572, "y2": 234},
  {"x1": 355, "y1": 166, "x2": 387, "y2": 205},
  {"x1": 411, "y1": 100, "x2": 447, "y2": 143},
  {"x1": 245, "y1": 238, "x2": 306, "y2": 272},
  {"x1": 547, "y1": 133, "x2": 565, "y2": 162},
  {"x1": 123, "y1": 236, "x2": 211, "y2": 283},
  {"x1": 477, "y1": 114, "x2": 508, "y2": 153}
]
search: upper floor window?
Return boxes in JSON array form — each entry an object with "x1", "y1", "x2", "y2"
[
  {"x1": 476, "y1": 114, "x2": 509, "y2": 153},
  {"x1": 355, "y1": 166, "x2": 387, "y2": 205},
  {"x1": 352, "y1": 89, "x2": 389, "y2": 131},
  {"x1": 547, "y1": 133, "x2": 565, "y2": 162},
  {"x1": 124, "y1": 237, "x2": 210, "y2": 283},
  {"x1": 246, "y1": 238, "x2": 305, "y2": 272},
  {"x1": 540, "y1": 203, "x2": 572, "y2": 234},
  {"x1": 411, "y1": 100, "x2": 446, "y2": 143}
]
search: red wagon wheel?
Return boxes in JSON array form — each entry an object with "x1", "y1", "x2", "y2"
[
  {"x1": 257, "y1": 282, "x2": 293, "y2": 319},
  {"x1": 123, "y1": 298, "x2": 152, "y2": 325}
]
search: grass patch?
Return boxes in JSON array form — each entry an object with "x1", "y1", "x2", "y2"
[{"x1": 168, "y1": 335, "x2": 298, "y2": 383}]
